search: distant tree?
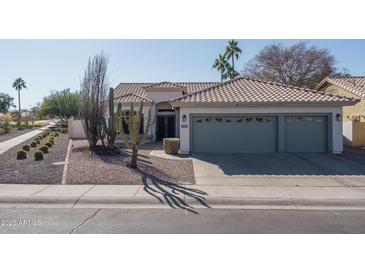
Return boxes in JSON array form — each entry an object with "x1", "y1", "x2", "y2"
[
  {"x1": 212, "y1": 54, "x2": 229, "y2": 82},
  {"x1": 332, "y1": 68, "x2": 352, "y2": 77},
  {"x1": 0, "y1": 93, "x2": 15, "y2": 113},
  {"x1": 243, "y1": 41, "x2": 337, "y2": 89},
  {"x1": 39, "y1": 89, "x2": 81, "y2": 123},
  {"x1": 12, "y1": 78, "x2": 27, "y2": 121},
  {"x1": 224, "y1": 64, "x2": 240, "y2": 80},
  {"x1": 225, "y1": 39, "x2": 242, "y2": 71},
  {"x1": 79, "y1": 52, "x2": 110, "y2": 149},
  {"x1": 0, "y1": 113, "x2": 14, "y2": 133}
]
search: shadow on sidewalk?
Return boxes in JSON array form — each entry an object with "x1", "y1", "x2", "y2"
[{"x1": 136, "y1": 169, "x2": 210, "y2": 214}]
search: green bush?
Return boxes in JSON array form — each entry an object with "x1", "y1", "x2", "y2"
[
  {"x1": 34, "y1": 139, "x2": 41, "y2": 144},
  {"x1": 22, "y1": 144, "x2": 30, "y2": 151},
  {"x1": 17, "y1": 125, "x2": 25, "y2": 130},
  {"x1": 34, "y1": 150, "x2": 44, "y2": 161},
  {"x1": 49, "y1": 139, "x2": 54, "y2": 145},
  {"x1": 33, "y1": 122, "x2": 49, "y2": 127},
  {"x1": 39, "y1": 145, "x2": 48, "y2": 153},
  {"x1": 45, "y1": 142, "x2": 52, "y2": 148},
  {"x1": 37, "y1": 135, "x2": 43, "y2": 140},
  {"x1": 53, "y1": 132, "x2": 59, "y2": 137},
  {"x1": 60, "y1": 128, "x2": 68, "y2": 134},
  {"x1": 30, "y1": 141, "x2": 37, "y2": 148},
  {"x1": 16, "y1": 150, "x2": 27, "y2": 160},
  {"x1": 42, "y1": 133, "x2": 47, "y2": 138}
]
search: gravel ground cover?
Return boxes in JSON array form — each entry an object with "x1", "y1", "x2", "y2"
[
  {"x1": 67, "y1": 141, "x2": 195, "y2": 185},
  {"x1": 0, "y1": 132, "x2": 70, "y2": 184},
  {"x1": 0, "y1": 128, "x2": 35, "y2": 142}
]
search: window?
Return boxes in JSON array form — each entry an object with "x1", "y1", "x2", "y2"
[
  {"x1": 236, "y1": 118, "x2": 243, "y2": 123},
  {"x1": 245, "y1": 117, "x2": 253, "y2": 122},
  {"x1": 225, "y1": 118, "x2": 232, "y2": 123},
  {"x1": 215, "y1": 118, "x2": 223, "y2": 122},
  {"x1": 205, "y1": 118, "x2": 212, "y2": 123},
  {"x1": 256, "y1": 117, "x2": 263, "y2": 122},
  {"x1": 196, "y1": 119, "x2": 203, "y2": 123}
]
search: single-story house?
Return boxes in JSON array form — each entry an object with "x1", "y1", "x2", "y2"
[
  {"x1": 315, "y1": 76, "x2": 365, "y2": 146},
  {"x1": 114, "y1": 77, "x2": 358, "y2": 154}
]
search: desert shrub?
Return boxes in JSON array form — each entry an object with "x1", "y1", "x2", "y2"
[
  {"x1": 34, "y1": 150, "x2": 44, "y2": 161},
  {"x1": 42, "y1": 133, "x2": 47, "y2": 138},
  {"x1": 39, "y1": 145, "x2": 48, "y2": 153},
  {"x1": 34, "y1": 139, "x2": 41, "y2": 144},
  {"x1": 37, "y1": 135, "x2": 43, "y2": 140},
  {"x1": 60, "y1": 128, "x2": 68, "y2": 134},
  {"x1": 52, "y1": 132, "x2": 59, "y2": 137},
  {"x1": 33, "y1": 122, "x2": 49, "y2": 127},
  {"x1": 30, "y1": 141, "x2": 37, "y2": 148},
  {"x1": 22, "y1": 144, "x2": 30, "y2": 151},
  {"x1": 45, "y1": 142, "x2": 52, "y2": 148},
  {"x1": 49, "y1": 139, "x2": 54, "y2": 145},
  {"x1": 16, "y1": 150, "x2": 27, "y2": 160}
]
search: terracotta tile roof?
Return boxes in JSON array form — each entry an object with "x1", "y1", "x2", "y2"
[
  {"x1": 115, "y1": 92, "x2": 152, "y2": 103},
  {"x1": 114, "y1": 82, "x2": 218, "y2": 103},
  {"x1": 143, "y1": 81, "x2": 186, "y2": 89},
  {"x1": 315, "y1": 76, "x2": 365, "y2": 99},
  {"x1": 171, "y1": 76, "x2": 358, "y2": 106}
]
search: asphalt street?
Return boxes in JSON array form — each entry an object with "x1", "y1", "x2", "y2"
[{"x1": 0, "y1": 208, "x2": 365, "y2": 233}]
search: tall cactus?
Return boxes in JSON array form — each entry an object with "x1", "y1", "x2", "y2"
[
  {"x1": 118, "y1": 102, "x2": 155, "y2": 168},
  {"x1": 104, "y1": 87, "x2": 116, "y2": 148}
]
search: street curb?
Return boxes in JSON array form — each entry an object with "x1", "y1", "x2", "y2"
[{"x1": 1, "y1": 196, "x2": 365, "y2": 209}]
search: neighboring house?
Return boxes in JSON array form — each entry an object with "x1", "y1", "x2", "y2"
[
  {"x1": 114, "y1": 77, "x2": 358, "y2": 154},
  {"x1": 315, "y1": 76, "x2": 365, "y2": 146}
]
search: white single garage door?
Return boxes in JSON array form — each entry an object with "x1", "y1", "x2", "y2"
[
  {"x1": 285, "y1": 115, "x2": 328, "y2": 152},
  {"x1": 192, "y1": 116, "x2": 277, "y2": 153}
]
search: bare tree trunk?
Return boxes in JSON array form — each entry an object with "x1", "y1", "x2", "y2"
[{"x1": 130, "y1": 145, "x2": 138, "y2": 169}]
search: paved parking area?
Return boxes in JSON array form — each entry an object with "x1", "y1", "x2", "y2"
[{"x1": 192, "y1": 153, "x2": 365, "y2": 186}]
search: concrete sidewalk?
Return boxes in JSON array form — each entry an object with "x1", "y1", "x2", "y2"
[
  {"x1": 0, "y1": 183, "x2": 365, "y2": 210},
  {"x1": 0, "y1": 127, "x2": 48, "y2": 155}
]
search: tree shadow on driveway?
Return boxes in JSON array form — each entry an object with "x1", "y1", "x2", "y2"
[{"x1": 136, "y1": 169, "x2": 210, "y2": 214}]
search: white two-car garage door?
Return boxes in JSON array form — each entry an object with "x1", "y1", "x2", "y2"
[
  {"x1": 191, "y1": 115, "x2": 328, "y2": 153},
  {"x1": 192, "y1": 116, "x2": 278, "y2": 153}
]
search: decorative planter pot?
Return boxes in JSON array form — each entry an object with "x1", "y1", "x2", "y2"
[{"x1": 163, "y1": 138, "x2": 180, "y2": 155}]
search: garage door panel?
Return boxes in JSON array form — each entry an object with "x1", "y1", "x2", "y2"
[
  {"x1": 285, "y1": 116, "x2": 327, "y2": 153},
  {"x1": 192, "y1": 116, "x2": 277, "y2": 153}
]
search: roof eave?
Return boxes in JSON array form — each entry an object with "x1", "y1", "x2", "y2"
[{"x1": 170, "y1": 100, "x2": 359, "y2": 108}]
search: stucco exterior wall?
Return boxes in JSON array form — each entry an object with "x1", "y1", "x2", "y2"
[
  {"x1": 178, "y1": 105, "x2": 343, "y2": 154},
  {"x1": 319, "y1": 84, "x2": 365, "y2": 121}
]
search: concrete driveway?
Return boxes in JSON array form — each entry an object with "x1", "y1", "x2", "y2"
[{"x1": 192, "y1": 153, "x2": 365, "y2": 186}]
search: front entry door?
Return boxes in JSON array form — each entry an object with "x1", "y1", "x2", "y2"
[{"x1": 157, "y1": 115, "x2": 175, "y2": 140}]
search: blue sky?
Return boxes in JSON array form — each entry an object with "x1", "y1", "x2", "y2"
[{"x1": 0, "y1": 39, "x2": 364, "y2": 109}]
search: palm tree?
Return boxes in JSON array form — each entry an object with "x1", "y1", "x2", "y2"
[
  {"x1": 225, "y1": 39, "x2": 242, "y2": 71},
  {"x1": 212, "y1": 54, "x2": 229, "y2": 82},
  {"x1": 12, "y1": 78, "x2": 27, "y2": 122},
  {"x1": 224, "y1": 64, "x2": 240, "y2": 80}
]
